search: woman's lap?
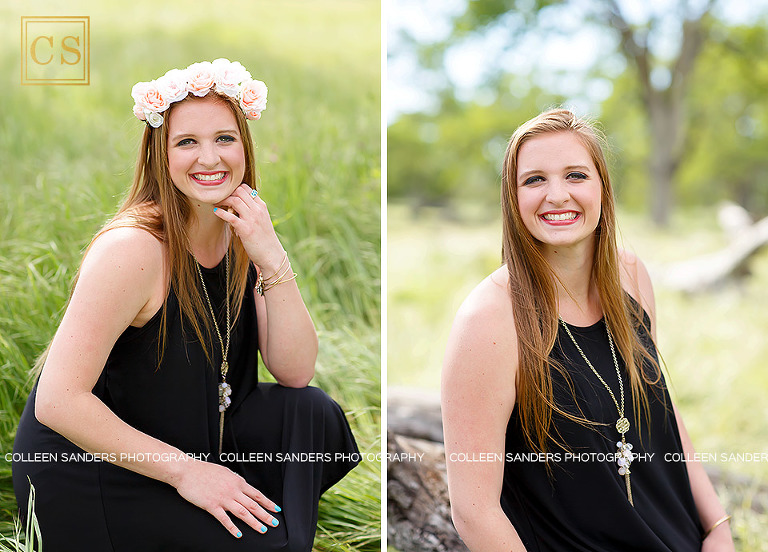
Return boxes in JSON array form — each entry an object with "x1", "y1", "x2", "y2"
[{"x1": 13, "y1": 382, "x2": 359, "y2": 552}]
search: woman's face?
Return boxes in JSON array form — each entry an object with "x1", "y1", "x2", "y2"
[
  {"x1": 166, "y1": 95, "x2": 245, "y2": 206},
  {"x1": 515, "y1": 131, "x2": 602, "y2": 251}
]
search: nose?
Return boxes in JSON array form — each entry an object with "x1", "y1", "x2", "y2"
[
  {"x1": 197, "y1": 142, "x2": 220, "y2": 168},
  {"x1": 545, "y1": 177, "x2": 570, "y2": 205}
]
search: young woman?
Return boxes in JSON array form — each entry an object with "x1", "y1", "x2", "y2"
[
  {"x1": 442, "y1": 110, "x2": 734, "y2": 551},
  {"x1": 12, "y1": 59, "x2": 358, "y2": 551}
]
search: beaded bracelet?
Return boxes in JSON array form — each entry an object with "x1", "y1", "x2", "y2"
[
  {"x1": 702, "y1": 514, "x2": 731, "y2": 540},
  {"x1": 256, "y1": 252, "x2": 288, "y2": 296}
]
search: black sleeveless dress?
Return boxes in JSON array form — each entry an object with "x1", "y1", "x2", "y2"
[
  {"x1": 501, "y1": 304, "x2": 703, "y2": 551},
  {"x1": 12, "y1": 257, "x2": 359, "y2": 551}
]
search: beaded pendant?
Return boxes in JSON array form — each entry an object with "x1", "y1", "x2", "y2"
[{"x1": 219, "y1": 381, "x2": 232, "y2": 412}]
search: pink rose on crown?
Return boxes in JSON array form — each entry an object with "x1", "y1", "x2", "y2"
[
  {"x1": 186, "y1": 62, "x2": 216, "y2": 97},
  {"x1": 156, "y1": 69, "x2": 189, "y2": 104},
  {"x1": 239, "y1": 79, "x2": 268, "y2": 120},
  {"x1": 131, "y1": 81, "x2": 168, "y2": 113},
  {"x1": 133, "y1": 104, "x2": 147, "y2": 121},
  {"x1": 212, "y1": 58, "x2": 251, "y2": 98}
]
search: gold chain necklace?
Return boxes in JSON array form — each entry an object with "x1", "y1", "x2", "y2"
[
  {"x1": 559, "y1": 317, "x2": 635, "y2": 506},
  {"x1": 194, "y1": 251, "x2": 232, "y2": 456}
]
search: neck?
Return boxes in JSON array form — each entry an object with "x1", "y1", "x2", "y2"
[
  {"x1": 188, "y1": 204, "x2": 230, "y2": 267},
  {"x1": 541, "y1": 238, "x2": 600, "y2": 322}
]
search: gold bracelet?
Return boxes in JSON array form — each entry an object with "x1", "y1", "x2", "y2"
[
  {"x1": 702, "y1": 514, "x2": 731, "y2": 539},
  {"x1": 265, "y1": 262, "x2": 292, "y2": 287},
  {"x1": 263, "y1": 267, "x2": 297, "y2": 293},
  {"x1": 262, "y1": 252, "x2": 288, "y2": 283}
]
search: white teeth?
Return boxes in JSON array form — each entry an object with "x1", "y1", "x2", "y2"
[
  {"x1": 542, "y1": 212, "x2": 578, "y2": 221},
  {"x1": 193, "y1": 172, "x2": 226, "y2": 181}
]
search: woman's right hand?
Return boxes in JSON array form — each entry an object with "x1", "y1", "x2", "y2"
[{"x1": 174, "y1": 460, "x2": 281, "y2": 538}]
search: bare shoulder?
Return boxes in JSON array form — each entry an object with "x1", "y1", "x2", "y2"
[
  {"x1": 84, "y1": 226, "x2": 164, "y2": 277},
  {"x1": 452, "y1": 266, "x2": 516, "y2": 351},
  {"x1": 442, "y1": 266, "x2": 517, "y2": 406},
  {"x1": 618, "y1": 249, "x2": 656, "y2": 324},
  {"x1": 79, "y1": 226, "x2": 166, "y2": 326}
]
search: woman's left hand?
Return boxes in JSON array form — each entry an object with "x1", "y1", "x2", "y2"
[{"x1": 213, "y1": 183, "x2": 285, "y2": 273}]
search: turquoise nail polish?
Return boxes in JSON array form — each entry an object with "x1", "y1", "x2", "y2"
[
  {"x1": 236, "y1": 531, "x2": 242, "y2": 538},
  {"x1": 271, "y1": 519, "x2": 279, "y2": 526},
  {"x1": 274, "y1": 505, "x2": 282, "y2": 512},
  {"x1": 260, "y1": 526, "x2": 267, "y2": 533},
  {"x1": 213, "y1": 207, "x2": 218, "y2": 212}
]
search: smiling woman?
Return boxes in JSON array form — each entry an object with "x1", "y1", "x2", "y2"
[
  {"x1": 11, "y1": 59, "x2": 359, "y2": 552},
  {"x1": 167, "y1": 96, "x2": 246, "y2": 205},
  {"x1": 441, "y1": 109, "x2": 734, "y2": 551},
  {"x1": 515, "y1": 131, "x2": 602, "y2": 250}
]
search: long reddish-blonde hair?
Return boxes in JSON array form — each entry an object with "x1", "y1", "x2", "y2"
[
  {"x1": 501, "y1": 109, "x2": 661, "y2": 453},
  {"x1": 37, "y1": 90, "x2": 258, "y2": 372}
]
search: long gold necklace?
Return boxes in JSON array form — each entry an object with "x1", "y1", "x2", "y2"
[
  {"x1": 559, "y1": 317, "x2": 635, "y2": 506},
  {"x1": 194, "y1": 250, "x2": 232, "y2": 456}
]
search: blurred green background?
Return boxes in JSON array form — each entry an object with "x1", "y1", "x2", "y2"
[
  {"x1": 388, "y1": 0, "x2": 768, "y2": 549},
  {"x1": 0, "y1": 0, "x2": 380, "y2": 550}
]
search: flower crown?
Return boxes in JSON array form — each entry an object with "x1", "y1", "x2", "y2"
[{"x1": 131, "y1": 58, "x2": 267, "y2": 128}]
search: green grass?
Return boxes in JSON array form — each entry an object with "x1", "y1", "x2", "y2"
[
  {"x1": 0, "y1": 1, "x2": 380, "y2": 549},
  {"x1": 388, "y1": 202, "x2": 768, "y2": 550}
]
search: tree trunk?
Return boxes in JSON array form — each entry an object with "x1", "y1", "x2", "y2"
[
  {"x1": 647, "y1": 93, "x2": 680, "y2": 227},
  {"x1": 603, "y1": 1, "x2": 712, "y2": 227}
]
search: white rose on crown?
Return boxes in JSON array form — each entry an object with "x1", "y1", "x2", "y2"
[
  {"x1": 212, "y1": 58, "x2": 252, "y2": 97},
  {"x1": 145, "y1": 111, "x2": 164, "y2": 128},
  {"x1": 156, "y1": 69, "x2": 189, "y2": 104}
]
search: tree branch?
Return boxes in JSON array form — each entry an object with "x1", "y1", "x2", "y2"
[{"x1": 600, "y1": 0, "x2": 653, "y2": 107}]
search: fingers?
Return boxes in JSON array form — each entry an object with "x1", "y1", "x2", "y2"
[
  {"x1": 231, "y1": 495, "x2": 280, "y2": 533},
  {"x1": 210, "y1": 495, "x2": 281, "y2": 539},
  {"x1": 227, "y1": 499, "x2": 269, "y2": 534},
  {"x1": 242, "y1": 485, "x2": 282, "y2": 514},
  {"x1": 177, "y1": 462, "x2": 281, "y2": 540},
  {"x1": 212, "y1": 205, "x2": 238, "y2": 224},
  {"x1": 210, "y1": 507, "x2": 243, "y2": 539},
  {"x1": 213, "y1": 184, "x2": 265, "y2": 219}
]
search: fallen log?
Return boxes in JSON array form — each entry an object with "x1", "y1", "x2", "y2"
[
  {"x1": 387, "y1": 386, "x2": 768, "y2": 551},
  {"x1": 658, "y1": 211, "x2": 768, "y2": 293},
  {"x1": 387, "y1": 430, "x2": 467, "y2": 552}
]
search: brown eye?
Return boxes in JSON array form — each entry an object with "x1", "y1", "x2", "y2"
[
  {"x1": 567, "y1": 172, "x2": 587, "y2": 180},
  {"x1": 523, "y1": 175, "x2": 544, "y2": 186}
]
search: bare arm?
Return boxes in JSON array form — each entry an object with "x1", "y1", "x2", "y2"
[
  {"x1": 35, "y1": 228, "x2": 279, "y2": 538},
  {"x1": 441, "y1": 268, "x2": 527, "y2": 551},
  {"x1": 215, "y1": 184, "x2": 316, "y2": 387},
  {"x1": 620, "y1": 251, "x2": 733, "y2": 549},
  {"x1": 675, "y1": 406, "x2": 734, "y2": 549}
]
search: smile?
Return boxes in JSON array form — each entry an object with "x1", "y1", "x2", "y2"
[
  {"x1": 540, "y1": 211, "x2": 581, "y2": 225},
  {"x1": 191, "y1": 172, "x2": 228, "y2": 185}
]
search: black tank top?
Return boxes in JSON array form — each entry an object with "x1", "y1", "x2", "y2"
[
  {"x1": 92, "y1": 255, "x2": 260, "y2": 454},
  {"x1": 501, "y1": 302, "x2": 703, "y2": 551}
]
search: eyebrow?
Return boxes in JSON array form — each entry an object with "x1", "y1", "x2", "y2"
[
  {"x1": 169, "y1": 129, "x2": 240, "y2": 142},
  {"x1": 518, "y1": 165, "x2": 592, "y2": 181}
]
